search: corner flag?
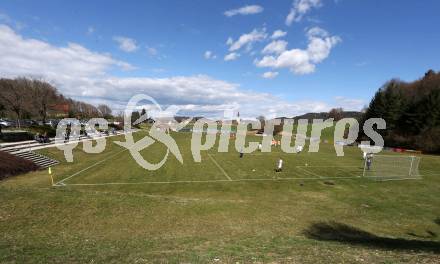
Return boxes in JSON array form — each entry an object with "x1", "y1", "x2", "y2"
[{"x1": 48, "y1": 167, "x2": 54, "y2": 186}]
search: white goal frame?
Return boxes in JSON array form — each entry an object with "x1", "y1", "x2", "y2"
[{"x1": 362, "y1": 154, "x2": 421, "y2": 181}]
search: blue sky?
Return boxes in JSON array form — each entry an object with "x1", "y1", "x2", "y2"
[{"x1": 0, "y1": 0, "x2": 439, "y2": 118}]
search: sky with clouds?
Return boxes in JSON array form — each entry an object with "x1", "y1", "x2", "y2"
[{"x1": 0, "y1": 0, "x2": 439, "y2": 118}]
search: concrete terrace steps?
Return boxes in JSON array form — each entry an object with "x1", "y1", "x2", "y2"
[
  {"x1": 14, "y1": 151, "x2": 59, "y2": 169},
  {"x1": 0, "y1": 134, "x2": 111, "y2": 154},
  {"x1": 0, "y1": 130, "x2": 131, "y2": 169},
  {"x1": 0, "y1": 140, "x2": 37, "y2": 148},
  {"x1": 1, "y1": 142, "x2": 53, "y2": 152}
]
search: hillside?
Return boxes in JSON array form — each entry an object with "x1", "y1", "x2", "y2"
[{"x1": 292, "y1": 111, "x2": 363, "y2": 121}]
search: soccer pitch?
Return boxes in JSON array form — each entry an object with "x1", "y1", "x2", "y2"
[
  {"x1": 1, "y1": 130, "x2": 440, "y2": 263},
  {"x1": 51, "y1": 131, "x2": 367, "y2": 186}
]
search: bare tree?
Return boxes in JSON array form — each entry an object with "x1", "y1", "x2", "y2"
[
  {"x1": 328, "y1": 108, "x2": 344, "y2": 121},
  {"x1": 97, "y1": 104, "x2": 113, "y2": 119},
  {"x1": 0, "y1": 77, "x2": 110, "y2": 125},
  {"x1": 67, "y1": 100, "x2": 100, "y2": 119},
  {"x1": 114, "y1": 111, "x2": 124, "y2": 124},
  {"x1": 0, "y1": 78, "x2": 30, "y2": 128},
  {"x1": 256, "y1": 115, "x2": 266, "y2": 129},
  {"x1": 0, "y1": 101, "x2": 4, "y2": 134},
  {"x1": 31, "y1": 79, "x2": 58, "y2": 123},
  {"x1": 0, "y1": 99, "x2": 5, "y2": 117}
]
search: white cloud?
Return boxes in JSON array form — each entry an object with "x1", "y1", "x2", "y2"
[
  {"x1": 262, "y1": 71, "x2": 279, "y2": 79},
  {"x1": 227, "y1": 28, "x2": 267, "y2": 52},
  {"x1": 0, "y1": 13, "x2": 11, "y2": 23},
  {"x1": 306, "y1": 27, "x2": 341, "y2": 63},
  {"x1": 224, "y1": 5, "x2": 264, "y2": 17},
  {"x1": 224, "y1": 52, "x2": 240, "y2": 61},
  {"x1": 262, "y1": 40, "x2": 288, "y2": 55},
  {"x1": 333, "y1": 96, "x2": 365, "y2": 110},
  {"x1": 146, "y1": 46, "x2": 158, "y2": 56},
  {"x1": 113, "y1": 36, "x2": 138, "y2": 52},
  {"x1": 286, "y1": 0, "x2": 322, "y2": 26},
  {"x1": 0, "y1": 24, "x2": 360, "y2": 118},
  {"x1": 87, "y1": 26, "x2": 95, "y2": 35},
  {"x1": 0, "y1": 24, "x2": 134, "y2": 79},
  {"x1": 0, "y1": 12, "x2": 25, "y2": 30},
  {"x1": 271, "y1": 30, "x2": 287, "y2": 39},
  {"x1": 256, "y1": 27, "x2": 340, "y2": 75},
  {"x1": 204, "y1": 50, "x2": 216, "y2": 60},
  {"x1": 307, "y1": 26, "x2": 328, "y2": 38}
]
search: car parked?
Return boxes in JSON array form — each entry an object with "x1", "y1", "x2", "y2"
[
  {"x1": 44, "y1": 119, "x2": 59, "y2": 127},
  {"x1": 0, "y1": 119, "x2": 12, "y2": 128},
  {"x1": 22, "y1": 119, "x2": 39, "y2": 127}
]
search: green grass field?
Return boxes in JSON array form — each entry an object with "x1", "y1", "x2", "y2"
[{"x1": 1, "y1": 130, "x2": 440, "y2": 263}]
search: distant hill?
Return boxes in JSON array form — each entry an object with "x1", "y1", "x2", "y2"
[{"x1": 292, "y1": 111, "x2": 363, "y2": 121}]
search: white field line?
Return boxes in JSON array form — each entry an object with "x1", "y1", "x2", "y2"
[
  {"x1": 208, "y1": 152, "x2": 285, "y2": 156},
  {"x1": 55, "y1": 175, "x2": 367, "y2": 186},
  {"x1": 420, "y1": 169, "x2": 440, "y2": 175},
  {"x1": 54, "y1": 148, "x2": 128, "y2": 186},
  {"x1": 295, "y1": 165, "x2": 359, "y2": 168},
  {"x1": 419, "y1": 173, "x2": 440, "y2": 177},
  {"x1": 295, "y1": 165, "x2": 362, "y2": 177},
  {"x1": 289, "y1": 166, "x2": 313, "y2": 178},
  {"x1": 311, "y1": 154, "x2": 365, "y2": 167},
  {"x1": 54, "y1": 149, "x2": 423, "y2": 187},
  {"x1": 295, "y1": 166, "x2": 322, "y2": 178},
  {"x1": 207, "y1": 153, "x2": 232, "y2": 181},
  {"x1": 366, "y1": 177, "x2": 423, "y2": 182},
  {"x1": 335, "y1": 167, "x2": 362, "y2": 177},
  {"x1": 298, "y1": 167, "x2": 321, "y2": 178}
]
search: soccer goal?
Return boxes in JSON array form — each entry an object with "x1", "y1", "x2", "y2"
[{"x1": 362, "y1": 155, "x2": 421, "y2": 181}]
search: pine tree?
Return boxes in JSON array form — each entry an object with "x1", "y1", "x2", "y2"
[
  {"x1": 131, "y1": 111, "x2": 141, "y2": 127},
  {"x1": 420, "y1": 89, "x2": 440, "y2": 131},
  {"x1": 363, "y1": 70, "x2": 440, "y2": 152},
  {"x1": 382, "y1": 82, "x2": 404, "y2": 130}
]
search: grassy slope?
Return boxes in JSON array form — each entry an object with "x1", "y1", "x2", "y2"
[{"x1": 0, "y1": 130, "x2": 439, "y2": 263}]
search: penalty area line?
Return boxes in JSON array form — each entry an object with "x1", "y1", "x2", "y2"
[
  {"x1": 54, "y1": 148, "x2": 128, "y2": 186},
  {"x1": 54, "y1": 175, "x2": 367, "y2": 186},
  {"x1": 207, "y1": 153, "x2": 232, "y2": 181},
  {"x1": 296, "y1": 166, "x2": 322, "y2": 178}
]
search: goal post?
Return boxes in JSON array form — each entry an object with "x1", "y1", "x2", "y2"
[{"x1": 362, "y1": 155, "x2": 421, "y2": 180}]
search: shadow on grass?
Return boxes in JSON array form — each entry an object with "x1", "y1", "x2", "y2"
[{"x1": 303, "y1": 221, "x2": 440, "y2": 253}]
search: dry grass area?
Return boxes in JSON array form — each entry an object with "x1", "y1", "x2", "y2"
[{"x1": 0, "y1": 131, "x2": 439, "y2": 263}]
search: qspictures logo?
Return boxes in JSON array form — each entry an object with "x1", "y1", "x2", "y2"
[{"x1": 55, "y1": 94, "x2": 386, "y2": 170}]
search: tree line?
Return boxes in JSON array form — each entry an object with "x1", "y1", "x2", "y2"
[
  {"x1": 0, "y1": 77, "x2": 114, "y2": 127},
  {"x1": 2, "y1": 71, "x2": 439, "y2": 152},
  {"x1": 361, "y1": 70, "x2": 440, "y2": 153}
]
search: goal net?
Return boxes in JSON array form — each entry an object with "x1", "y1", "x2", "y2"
[{"x1": 363, "y1": 155, "x2": 421, "y2": 180}]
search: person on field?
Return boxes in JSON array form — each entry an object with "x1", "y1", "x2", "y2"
[
  {"x1": 275, "y1": 158, "x2": 283, "y2": 172},
  {"x1": 258, "y1": 143, "x2": 262, "y2": 151},
  {"x1": 65, "y1": 123, "x2": 71, "y2": 142},
  {"x1": 366, "y1": 154, "x2": 373, "y2": 170}
]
